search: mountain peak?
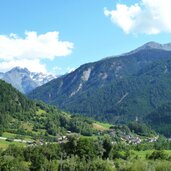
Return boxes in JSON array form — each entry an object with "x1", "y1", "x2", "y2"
[
  {"x1": 141, "y1": 41, "x2": 171, "y2": 50},
  {"x1": 135, "y1": 41, "x2": 171, "y2": 52},
  {"x1": 0, "y1": 67, "x2": 57, "y2": 94},
  {"x1": 123, "y1": 41, "x2": 171, "y2": 56},
  {"x1": 9, "y1": 66, "x2": 30, "y2": 73},
  {"x1": 143, "y1": 41, "x2": 161, "y2": 48}
]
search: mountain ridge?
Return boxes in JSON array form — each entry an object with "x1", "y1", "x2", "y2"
[
  {"x1": 0, "y1": 67, "x2": 57, "y2": 94},
  {"x1": 28, "y1": 42, "x2": 171, "y2": 125},
  {"x1": 123, "y1": 41, "x2": 171, "y2": 56}
]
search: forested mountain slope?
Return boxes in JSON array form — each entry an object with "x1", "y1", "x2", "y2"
[
  {"x1": 0, "y1": 80, "x2": 96, "y2": 137},
  {"x1": 28, "y1": 42, "x2": 171, "y2": 124}
]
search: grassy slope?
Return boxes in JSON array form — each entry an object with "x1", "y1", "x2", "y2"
[
  {"x1": 0, "y1": 139, "x2": 24, "y2": 149},
  {"x1": 93, "y1": 122, "x2": 112, "y2": 131},
  {"x1": 131, "y1": 150, "x2": 171, "y2": 160}
]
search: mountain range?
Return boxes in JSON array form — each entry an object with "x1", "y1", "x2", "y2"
[
  {"x1": 0, "y1": 67, "x2": 57, "y2": 94},
  {"x1": 28, "y1": 42, "x2": 171, "y2": 129}
]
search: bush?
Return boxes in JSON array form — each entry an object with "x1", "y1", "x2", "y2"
[
  {"x1": 154, "y1": 161, "x2": 171, "y2": 171},
  {"x1": 129, "y1": 160, "x2": 150, "y2": 171},
  {"x1": 59, "y1": 156, "x2": 116, "y2": 171},
  {"x1": 147, "y1": 150, "x2": 168, "y2": 160}
]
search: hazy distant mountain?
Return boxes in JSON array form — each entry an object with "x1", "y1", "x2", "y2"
[
  {"x1": 0, "y1": 67, "x2": 57, "y2": 94},
  {"x1": 0, "y1": 72, "x2": 4, "y2": 79},
  {"x1": 28, "y1": 42, "x2": 171, "y2": 123}
]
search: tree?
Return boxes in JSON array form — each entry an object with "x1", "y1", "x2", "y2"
[
  {"x1": 102, "y1": 135, "x2": 112, "y2": 159},
  {"x1": 147, "y1": 150, "x2": 168, "y2": 160}
]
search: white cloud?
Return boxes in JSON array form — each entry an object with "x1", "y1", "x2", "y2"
[
  {"x1": 67, "y1": 67, "x2": 76, "y2": 73},
  {"x1": 52, "y1": 66, "x2": 62, "y2": 72},
  {"x1": 0, "y1": 31, "x2": 74, "y2": 73},
  {"x1": 104, "y1": 0, "x2": 171, "y2": 34},
  {"x1": 0, "y1": 59, "x2": 47, "y2": 73}
]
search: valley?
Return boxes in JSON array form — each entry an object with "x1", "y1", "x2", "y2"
[
  {"x1": 1, "y1": 42, "x2": 171, "y2": 170},
  {"x1": 1, "y1": 0, "x2": 171, "y2": 169}
]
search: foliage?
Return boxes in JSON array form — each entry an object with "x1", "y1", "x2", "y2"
[
  {"x1": 60, "y1": 156, "x2": 115, "y2": 171},
  {"x1": 128, "y1": 122, "x2": 154, "y2": 136},
  {"x1": 0, "y1": 80, "x2": 96, "y2": 138},
  {"x1": 1, "y1": 137, "x2": 171, "y2": 170},
  {"x1": 147, "y1": 102, "x2": 171, "y2": 137},
  {"x1": 147, "y1": 150, "x2": 168, "y2": 160}
]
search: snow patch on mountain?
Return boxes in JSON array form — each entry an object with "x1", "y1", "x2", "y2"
[{"x1": 0, "y1": 67, "x2": 57, "y2": 93}]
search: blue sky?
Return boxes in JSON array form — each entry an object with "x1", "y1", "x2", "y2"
[{"x1": 0, "y1": 0, "x2": 171, "y2": 74}]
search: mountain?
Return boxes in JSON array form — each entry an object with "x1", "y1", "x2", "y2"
[
  {"x1": 0, "y1": 79, "x2": 35, "y2": 129},
  {"x1": 0, "y1": 67, "x2": 57, "y2": 94},
  {"x1": 0, "y1": 79, "x2": 97, "y2": 137},
  {"x1": 126, "y1": 41, "x2": 171, "y2": 55},
  {"x1": 0, "y1": 72, "x2": 4, "y2": 79},
  {"x1": 28, "y1": 42, "x2": 171, "y2": 124}
]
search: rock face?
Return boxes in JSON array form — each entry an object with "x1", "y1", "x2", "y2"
[
  {"x1": 0, "y1": 67, "x2": 57, "y2": 94},
  {"x1": 28, "y1": 42, "x2": 171, "y2": 123}
]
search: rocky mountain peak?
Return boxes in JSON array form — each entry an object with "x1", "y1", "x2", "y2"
[
  {"x1": 140, "y1": 41, "x2": 171, "y2": 50},
  {"x1": 123, "y1": 41, "x2": 171, "y2": 56},
  {"x1": 9, "y1": 66, "x2": 30, "y2": 73},
  {"x1": 0, "y1": 67, "x2": 57, "y2": 94},
  {"x1": 136, "y1": 41, "x2": 171, "y2": 53}
]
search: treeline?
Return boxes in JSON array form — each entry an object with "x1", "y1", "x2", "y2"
[
  {"x1": 1, "y1": 135, "x2": 171, "y2": 170},
  {"x1": 127, "y1": 121, "x2": 155, "y2": 136}
]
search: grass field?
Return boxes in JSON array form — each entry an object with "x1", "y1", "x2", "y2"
[
  {"x1": 131, "y1": 150, "x2": 171, "y2": 159},
  {"x1": 21, "y1": 122, "x2": 33, "y2": 132},
  {"x1": 2, "y1": 132, "x2": 17, "y2": 138},
  {"x1": 36, "y1": 109, "x2": 46, "y2": 115},
  {"x1": 93, "y1": 122, "x2": 112, "y2": 131},
  {"x1": 2, "y1": 132, "x2": 33, "y2": 141},
  {"x1": 0, "y1": 139, "x2": 24, "y2": 149}
]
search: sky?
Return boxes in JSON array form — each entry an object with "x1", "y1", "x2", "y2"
[{"x1": 0, "y1": 0, "x2": 171, "y2": 74}]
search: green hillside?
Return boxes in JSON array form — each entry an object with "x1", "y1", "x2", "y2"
[
  {"x1": 0, "y1": 80, "x2": 35, "y2": 130},
  {"x1": 0, "y1": 80, "x2": 97, "y2": 139}
]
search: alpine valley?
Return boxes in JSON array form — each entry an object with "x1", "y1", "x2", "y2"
[
  {"x1": 3, "y1": 0, "x2": 171, "y2": 170},
  {"x1": 2, "y1": 42, "x2": 171, "y2": 170},
  {"x1": 1, "y1": 78, "x2": 169, "y2": 170},
  {"x1": 28, "y1": 42, "x2": 171, "y2": 136}
]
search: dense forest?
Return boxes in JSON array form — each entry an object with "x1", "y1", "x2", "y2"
[
  {"x1": 146, "y1": 102, "x2": 171, "y2": 137},
  {"x1": 59, "y1": 58, "x2": 171, "y2": 124}
]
